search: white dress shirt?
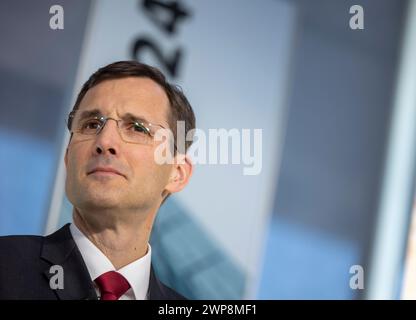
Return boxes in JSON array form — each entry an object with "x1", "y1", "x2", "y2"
[{"x1": 69, "y1": 223, "x2": 151, "y2": 300}]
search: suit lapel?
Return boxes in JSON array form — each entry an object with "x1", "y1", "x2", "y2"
[{"x1": 41, "y1": 223, "x2": 98, "y2": 300}]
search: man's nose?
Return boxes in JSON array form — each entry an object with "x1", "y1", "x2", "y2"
[{"x1": 94, "y1": 119, "x2": 121, "y2": 156}]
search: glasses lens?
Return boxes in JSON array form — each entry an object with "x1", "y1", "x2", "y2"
[
  {"x1": 77, "y1": 117, "x2": 104, "y2": 135},
  {"x1": 120, "y1": 121, "x2": 153, "y2": 145}
]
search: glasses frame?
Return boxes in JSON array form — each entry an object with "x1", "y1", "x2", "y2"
[{"x1": 67, "y1": 110, "x2": 177, "y2": 151}]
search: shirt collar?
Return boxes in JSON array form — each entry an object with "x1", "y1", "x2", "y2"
[{"x1": 69, "y1": 223, "x2": 151, "y2": 300}]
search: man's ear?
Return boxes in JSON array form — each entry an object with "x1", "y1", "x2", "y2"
[{"x1": 164, "y1": 154, "x2": 193, "y2": 195}]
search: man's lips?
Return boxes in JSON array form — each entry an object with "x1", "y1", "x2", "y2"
[{"x1": 87, "y1": 167, "x2": 125, "y2": 178}]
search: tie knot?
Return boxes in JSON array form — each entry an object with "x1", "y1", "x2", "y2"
[{"x1": 95, "y1": 271, "x2": 131, "y2": 300}]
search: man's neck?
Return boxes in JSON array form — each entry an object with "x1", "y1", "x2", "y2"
[{"x1": 72, "y1": 208, "x2": 155, "y2": 270}]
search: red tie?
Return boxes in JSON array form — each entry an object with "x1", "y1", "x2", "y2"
[{"x1": 95, "y1": 271, "x2": 131, "y2": 300}]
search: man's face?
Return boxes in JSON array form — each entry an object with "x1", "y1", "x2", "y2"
[{"x1": 65, "y1": 77, "x2": 174, "y2": 214}]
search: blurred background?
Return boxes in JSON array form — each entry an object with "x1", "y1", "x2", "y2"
[{"x1": 1, "y1": 0, "x2": 416, "y2": 299}]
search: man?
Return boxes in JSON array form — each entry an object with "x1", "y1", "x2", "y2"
[{"x1": 0, "y1": 61, "x2": 195, "y2": 300}]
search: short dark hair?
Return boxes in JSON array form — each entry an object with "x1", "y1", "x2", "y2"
[{"x1": 67, "y1": 60, "x2": 195, "y2": 152}]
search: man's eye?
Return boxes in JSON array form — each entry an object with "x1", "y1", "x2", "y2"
[
  {"x1": 131, "y1": 123, "x2": 150, "y2": 135},
  {"x1": 82, "y1": 119, "x2": 101, "y2": 130}
]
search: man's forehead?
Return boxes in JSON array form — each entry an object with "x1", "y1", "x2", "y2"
[{"x1": 78, "y1": 77, "x2": 170, "y2": 125}]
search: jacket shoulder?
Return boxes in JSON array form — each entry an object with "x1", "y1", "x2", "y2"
[
  {"x1": 149, "y1": 266, "x2": 187, "y2": 300},
  {"x1": 0, "y1": 234, "x2": 44, "y2": 255},
  {"x1": 159, "y1": 281, "x2": 187, "y2": 300},
  {"x1": 0, "y1": 235, "x2": 43, "y2": 270}
]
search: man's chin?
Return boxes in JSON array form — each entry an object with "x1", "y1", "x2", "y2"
[{"x1": 74, "y1": 192, "x2": 123, "y2": 211}]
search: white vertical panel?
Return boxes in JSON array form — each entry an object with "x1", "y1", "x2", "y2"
[{"x1": 366, "y1": 0, "x2": 416, "y2": 300}]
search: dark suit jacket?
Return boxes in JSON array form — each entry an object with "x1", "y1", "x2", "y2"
[{"x1": 0, "y1": 223, "x2": 185, "y2": 300}]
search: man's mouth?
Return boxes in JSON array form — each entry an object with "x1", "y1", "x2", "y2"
[{"x1": 87, "y1": 167, "x2": 125, "y2": 178}]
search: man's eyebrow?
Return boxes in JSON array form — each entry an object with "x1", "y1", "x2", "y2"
[
  {"x1": 76, "y1": 109, "x2": 168, "y2": 127},
  {"x1": 77, "y1": 109, "x2": 102, "y2": 119},
  {"x1": 122, "y1": 112, "x2": 165, "y2": 127}
]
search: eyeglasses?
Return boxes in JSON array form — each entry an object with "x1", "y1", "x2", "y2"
[{"x1": 67, "y1": 111, "x2": 171, "y2": 146}]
